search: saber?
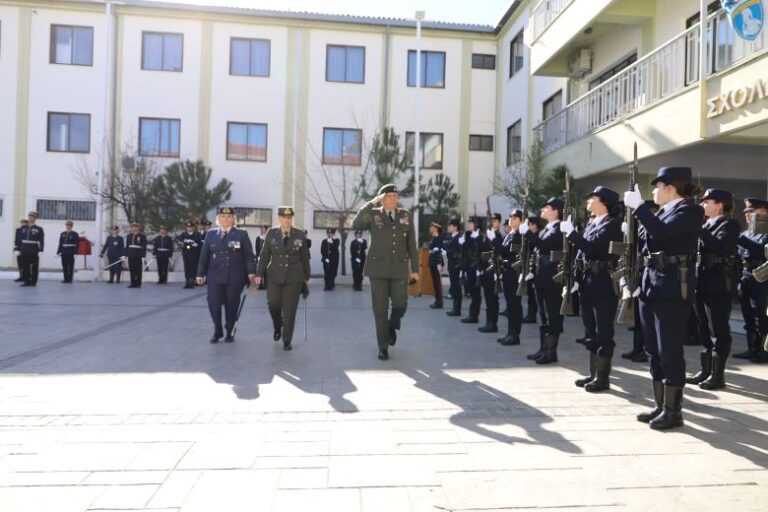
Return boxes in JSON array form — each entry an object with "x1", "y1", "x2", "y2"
[
  {"x1": 143, "y1": 256, "x2": 155, "y2": 271},
  {"x1": 301, "y1": 282, "x2": 310, "y2": 342},
  {"x1": 102, "y1": 256, "x2": 126, "y2": 270},
  {"x1": 232, "y1": 284, "x2": 249, "y2": 337}
]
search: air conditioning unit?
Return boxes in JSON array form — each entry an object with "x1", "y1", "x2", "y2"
[{"x1": 568, "y1": 49, "x2": 592, "y2": 79}]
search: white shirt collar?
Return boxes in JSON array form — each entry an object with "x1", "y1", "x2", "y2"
[
  {"x1": 705, "y1": 215, "x2": 723, "y2": 227},
  {"x1": 660, "y1": 197, "x2": 684, "y2": 214},
  {"x1": 593, "y1": 213, "x2": 608, "y2": 224}
]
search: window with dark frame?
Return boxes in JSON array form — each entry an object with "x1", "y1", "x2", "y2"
[
  {"x1": 506, "y1": 121, "x2": 521, "y2": 166},
  {"x1": 405, "y1": 132, "x2": 444, "y2": 170},
  {"x1": 469, "y1": 134, "x2": 494, "y2": 152},
  {"x1": 313, "y1": 210, "x2": 354, "y2": 230},
  {"x1": 407, "y1": 50, "x2": 446, "y2": 88},
  {"x1": 47, "y1": 112, "x2": 91, "y2": 153},
  {"x1": 36, "y1": 199, "x2": 96, "y2": 221},
  {"x1": 50, "y1": 24, "x2": 93, "y2": 66},
  {"x1": 229, "y1": 37, "x2": 270, "y2": 77},
  {"x1": 542, "y1": 90, "x2": 563, "y2": 121},
  {"x1": 588, "y1": 52, "x2": 638, "y2": 89},
  {"x1": 509, "y1": 30, "x2": 524, "y2": 77},
  {"x1": 227, "y1": 122, "x2": 267, "y2": 162},
  {"x1": 322, "y1": 128, "x2": 362, "y2": 166},
  {"x1": 139, "y1": 117, "x2": 180, "y2": 157},
  {"x1": 471, "y1": 53, "x2": 496, "y2": 70},
  {"x1": 326, "y1": 45, "x2": 365, "y2": 83},
  {"x1": 142, "y1": 32, "x2": 183, "y2": 71},
  {"x1": 231, "y1": 206, "x2": 272, "y2": 227},
  {"x1": 0, "y1": 198, "x2": 4, "y2": 218}
]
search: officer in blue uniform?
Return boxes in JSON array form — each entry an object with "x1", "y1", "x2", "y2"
[
  {"x1": 427, "y1": 222, "x2": 444, "y2": 308},
  {"x1": 624, "y1": 166, "x2": 704, "y2": 430},
  {"x1": 561, "y1": 187, "x2": 622, "y2": 392},
  {"x1": 14, "y1": 219, "x2": 28, "y2": 282},
  {"x1": 734, "y1": 198, "x2": 768, "y2": 363},
  {"x1": 478, "y1": 214, "x2": 503, "y2": 333},
  {"x1": 443, "y1": 218, "x2": 463, "y2": 317},
  {"x1": 178, "y1": 221, "x2": 202, "y2": 289},
  {"x1": 125, "y1": 222, "x2": 148, "y2": 288},
  {"x1": 498, "y1": 209, "x2": 524, "y2": 346},
  {"x1": 686, "y1": 189, "x2": 741, "y2": 389},
  {"x1": 17, "y1": 211, "x2": 45, "y2": 287},
  {"x1": 152, "y1": 226, "x2": 174, "y2": 284},
  {"x1": 196, "y1": 206, "x2": 257, "y2": 343},
  {"x1": 460, "y1": 217, "x2": 483, "y2": 324},
  {"x1": 527, "y1": 198, "x2": 564, "y2": 365},
  {"x1": 321, "y1": 229, "x2": 340, "y2": 290},
  {"x1": 350, "y1": 230, "x2": 368, "y2": 291},
  {"x1": 100, "y1": 225, "x2": 124, "y2": 283},
  {"x1": 56, "y1": 220, "x2": 80, "y2": 283}
]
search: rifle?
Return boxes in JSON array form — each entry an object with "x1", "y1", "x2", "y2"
[
  {"x1": 609, "y1": 142, "x2": 640, "y2": 324},
  {"x1": 481, "y1": 196, "x2": 504, "y2": 294},
  {"x1": 511, "y1": 179, "x2": 530, "y2": 296},
  {"x1": 551, "y1": 170, "x2": 575, "y2": 316}
]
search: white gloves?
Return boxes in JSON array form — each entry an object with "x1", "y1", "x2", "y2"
[
  {"x1": 458, "y1": 235, "x2": 465, "y2": 245},
  {"x1": 520, "y1": 223, "x2": 529, "y2": 235},
  {"x1": 355, "y1": 258, "x2": 361, "y2": 263},
  {"x1": 13, "y1": 250, "x2": 20, "y2": 256},
  {"x1": 486, "y1": 229, "x2": 496, "y2": 241},
  {"x1": 324, "y1": 258, "x2": 330, "y2": 263},
  {"x1": 623, "y1": 184, "x2": 643, "y2": 209},
  {"x1": 560, "y1": 215, "x2": 575, "y2": 236},
  {"x1": 470, "y1": 231, "x2": 479, "y2": 239},
  {"x1": 621, "y1": 222, "x2": 628, "y2": 235},
  {"x1": 525, "y1": 272, "x2": 534, "y2": 281},
  {"x1": 476, "y1": 270, "x2": 481, "y2": 277}
]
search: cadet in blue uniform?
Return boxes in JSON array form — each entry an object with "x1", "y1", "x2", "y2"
[
  {"x1": 350, "y1": 230, "x2": 368, "y2": 291},
  {"x1": 624, "y1": 166, "x2": 704, "y2": 430},
  {"x1": 255, "y1": 225, "x2": 269, "y2": 290},
  {"x1": 17, "y1": 211, "x2": 44, "y2": 287},
  {"x1": 56, "y1": 220, "x2": 80, "y2": 283},
  {"x1": 178, "y1": 221, "x2": 202, "y2": 289},
  {"x1": 197, "y1": 206, "x2": 257, "y2": 343},
  {"x1": 14, "y1": 219, "x2": 28, "y2": 282},
  {"x1": 498, "y1": 209, "x2": 525, "y2": 346},
  {"x1": 321, "y1": 229, "x2": 340, "y2": 290},
  {"x1": 527, "y1": 198, "x2": 564, "y2": 365},
  {"x1": 734, "y1": 198, "x2": 768, "y2": 363},
  {"x1": 460, "y1": 217, "x2": 483, "y2": 324},
  {"x1": 686, "y1": 189, "x2": 740, "y2": 389},
  {"x1": 443, "y1": 219, "x2": 463, "y2": 317},
  {"x1": 522, "y1": 216, "x2": 541, "y2": 323},
  {"x1": 478, "y1": 214, "x2": 503, "y2": 333},
  {"x1": 427, "y1": 222, "x2": 444, "y2": 308},
  {"x1": 125, "y1": 222, "x2": 148, "y2": 288},
  {"x1": 152, "y1": 226, "x2": 174, "y2": 284},
  {"x1": 561, "y1": 187, "x2": 622, "y2": 391},
  {"x1": 100, "y1": 225, "x2": 124, "y2": 283}
]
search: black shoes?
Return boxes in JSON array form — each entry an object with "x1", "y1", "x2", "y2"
[
  {"x1": 429, "y1": 303, "x2": 443, "y2": 309},
  {"x1": 575, "y1": 352, "x2": 597, "y2": 388},
  {"x1": 498, "y1": 333, "x2": 520, "y2": 346},
  {"x1": 378, "y1": 348, "x2": 389, "y2": 360},
  {"x1": 389, "y1": 326, "x2": 397, "y2": 346},
  {"x1": 210, "y1": 333, "x2": 222, "y2": 344},
  {"x1": 446, "y1": 310, "x2": 461, "y2": 317},
  {"x1": 535, "y1": 334, "x2": 559, "y2": 365},
  {"x1": 273, "y1": 328, "x2": 282, "y2": 342},
  {"x1": 14, "y1": 278, "x2": 23, "y2": 282},
  {"x1": 700, "y1": 354, "x2": 726, "y2": 390},
  {"x1": 478, "y1": 323, "x2": 498, "y2": 333},
  {"x1": 575, "y1": 337, "x2": 587, "y2": 345},
  {"x1": 521, "y1": 314, "x2": 537, "y2": 324},
  {"x1": 225, "y1": 331, "x2": 235, "y2": 343},
  {"x1": 685, "y1": 352, "x2": 712, "y2": 385},
  {"x1": 585, "y1": 356, "x2": 611, "y2": 393},
  {"x1": 460, "y1": 316, "x2": 479, "y2": 324},
  {"x1": 637, "y1": 381, "x2": 665, "y2": 423},
  {"x1": 621, "y1": 350, "x2": 648, "y2": 362},
  {"x1": 527, "y1": 327, "x2": 546, "y2": 360},
  {"x1": 283, "y1": 342, "x2": 292, "y2": 351},
  {"x1": 733, "y1": 331, "x2": 757, "y2": 359},
  {"x1": 649, "y1": 386, "x2": 684, "y2": 430}
]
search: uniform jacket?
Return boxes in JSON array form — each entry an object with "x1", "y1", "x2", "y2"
[
  {"x1": 428, "y1": 235, "x2": 444, "y2": 268},
  {"x1": 697, "y1": 216, "x2": 739, "y2": 296},
  {"x1": 531, "y1": 221, "x2": 562, "y2": 289},
  {"x1": 352, "y1": 201, "x2": 419, "y2": 279},
  {"x1": 152, "y1": 235, "x2": 174, "y2": 258},
  {"x1": 255, "y1": 234, "x2": 266, "y2": 258},
  {"x1": 500, "y1": 229, "x2": 522, "y2": 274},
  {"x1": 255, "y1": 226, "x2": 310, "y2": 285},
  {"x1": 100, "y1": 235, "x2": 124, "y2": 260},
  {"x1": 351, "y1": 237, "x2": 368, "y2": 263},
  {"x1": 57, "y1": 231, "x2": 80, "y2": 256},
  {"x1": 738, "y1": 229, "x2": 768, "y2": 290},
  {"x1": 443, "y1": 233, "x2": 463, "y2": 271},
  {"x1": 125, "y1": 233, "x2": 148, "y2": 258},
  {"x1": 567, "y1": 215, "x2": 621, "y2": 295},
  {"x1": 17, "y1": 224, "x2": 45, "y2": 254},
  {"x1": 480, "y1": 229, "x2": 503, "y2": 276},
  {"x1": 197, "y1": 227, "x2": 257, "y2": 285},
  {"x1": 177, "y1": 231, "x2": 202, "y2": 255},
  {"x1": 462, "y1": 231, "x2": 482, "y2": 273},
  {"x1": 321, "y1": 237, "x2": 340, "y2": 265}
]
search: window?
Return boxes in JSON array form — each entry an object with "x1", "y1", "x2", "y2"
[
  {"x1": 47, "y1": 113, "x2": 91, "y2": 153},
  {"x1": 509, "y1": 30, "x2": 524, "y2": 77},
  {"x1": 542, "y1": 90, "x2": 563, "y2": 121},
  {"x1": 37, "y1": 199, "x2": 96, "y2": 221},
  {"x1": 142, "y1": 32, "x2": 183, "y2": 71},
  {"x1": 322, "y1": 128, "x2": 362, "y2": 166},
  {"x1": 50, "y1": 25, "x2": 93, "y2": 65},
  {"x1": 469, "y1": 134, "x2": 493, "y2": 152},
  {"x1": 506, "y1": 121, "x2": 521, "y2": 166},
  {"x1": 313, "y1": 210, "x2": 354, "y2": 230},
  {"x1": 230, "y1": 37, "x2": 270, "y2": 77},
  {"x1": 405, "y1": 132, "x2": 444, "y2": 170},
  {"x1": 326, "y1": 45, "x2": 365, "y2": 83},
  {"x1": 589, "y1": 52, "x2": 637, "y2": 89},
  {"x1": 227, "y1": 122, "x2": 267, "y2": 162},
  {"x1": 407, "y1": 50, "x2": 446, "y2": 88},
  {"x1": 232, "y1": 207, "x2": 272, "y2": 227},
  {"x1": 139, "y1": 118, "x2": 180, "y2": 157},
  {"x1": 472, "y1": 53, "x2": 496, "y2": 70}
]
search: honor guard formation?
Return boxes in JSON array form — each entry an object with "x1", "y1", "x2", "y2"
[{"x1": 10, "y1": 165, "x2": 768, "y2": 430}]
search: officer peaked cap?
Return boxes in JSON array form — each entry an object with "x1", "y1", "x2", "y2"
[
  {"x1": 277, "y1": 206, "x2": 295, "y2": 217},
  {"x1": 651, "y1": 166, "x2": 692, "y2": 185},
  {"x1": 700, "y1": 189, "x2": 733, "y2": 207},
  {"x1": 378, "y1": 184, "x2": 398, "y2": 195},
  {"x1": 586, "y1": 186, "x2": 619, "y2": 207},
  {"x1": 217, "y1": 206, "x2": 235, "y2": 215}
]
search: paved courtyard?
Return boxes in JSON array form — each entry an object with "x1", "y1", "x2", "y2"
[{"x1": 0, "y1": 280, "x2": 766, "y2": 512}]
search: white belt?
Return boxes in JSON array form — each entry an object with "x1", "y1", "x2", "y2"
[
  {"x1": 128, "y1": 245, "x2": 143, "y2": 249},
  {"x1": 62, "y1": 244, "x2": 76, "y2": 247},
  {"x1": 22, "y1": 240, "x2": 40, "y2": 244},
  {"x1": 157, "y1": 248, "x2": 170, "y2": 252}
]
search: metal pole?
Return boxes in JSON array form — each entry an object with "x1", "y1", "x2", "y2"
[
  {"x1": 414, "y1": 11, "x2": 425, "y2": 247},
  {"x1": 94, "y1": 0, "x2": 113, "y2": 282}
]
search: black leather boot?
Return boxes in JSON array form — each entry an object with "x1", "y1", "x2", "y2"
[
  {"x1": 575, "y1": 352, "x2": 597, "y2": 387},
  {"x1": 685, "y1": 351, "x2": 712, "y2": 385},
  {"x1": 733, "y1": 331, "x2": 756, "y2": 359},
  {"x1": 461, "y1": 316, "x2": 479, "y2": 324},
  {"x1": 527, "y1": 326, "x2": 547, "y2": 360},
  {"x1": 585, "y1": 355, "x2": 612, "y2": 392},
  {"x1": 500, "y1": 333, "x2": 520, "y2": 346},
  {"x1": 649, "y1": 386, "x2": 684, "y2": 430},
  {"x1": 622, "y1": 329, "x2": 647, "y2": 362},
  {"x1": 637, "y1": 381, "x2": 664, "y2": 423},
  {"x1": 522, "y1": 312, "x2": 537, "y2": 323},
  {"x1": 269, "y1": 307, "x2": 283, "y2": 341},
  {"x1": 535, "y1": 333, "x2": 558, "y2": 365},
  {"x1": 751, "y1": 334, "x2": 768, "y2": 363},
  {"x1": 700, "y1": 354, "x2": 726, "y2": 390},
  {"x1": 447, "y1": 296, "x2": 461, "y2": 316},
  {"x1": 478, "y1": 322, "x2": 498, "y2": 333}
]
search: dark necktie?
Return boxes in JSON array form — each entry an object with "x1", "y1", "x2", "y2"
[
  {"x1": 388, "y1": 211, "x2": 394, "y2": 223},
  {"x1": 283, "y1": 233, "x2": 289, "y2": 247}
]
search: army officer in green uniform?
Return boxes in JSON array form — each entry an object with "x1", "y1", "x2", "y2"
[
  {"x1": 352, "y1": 184, "x2": 420, "y2": 360},
  {"x1": 255, "y1": 206, "x2": 311, "y2": 351}
]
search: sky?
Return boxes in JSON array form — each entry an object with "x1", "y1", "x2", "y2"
[{"x1": 155, "y1": 0, "x2": 514, "y2": 26}]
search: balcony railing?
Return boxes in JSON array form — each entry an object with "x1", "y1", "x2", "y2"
[
  {"x1": 532, "y1": 0, "x2": 575, "y2": 41},
  {"x1": 533, "y1": 8, "x2": 768, "y2": 154}
]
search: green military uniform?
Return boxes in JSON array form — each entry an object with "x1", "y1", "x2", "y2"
[
  {"x1": 352, "y1": 186, "x2": 419, "y2": 355},
  {"x1": 255, "y1": 207, "x2": 310, "y2": 350}
]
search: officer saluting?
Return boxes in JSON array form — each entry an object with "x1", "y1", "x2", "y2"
[
  {"x1": 352, "y1": 184, "x2": 419, "y2": 360},
  {"x1": 152, "y1": 226, "x2": 174, "y2": 284},
  {"x1": 125, "y1": 222, "x2": 148, "y2": 288},
  {"x1": 178, "y1": 221, "x2": 202, "y2": 289},
  {"x1": 255, "y1": 207, "x2": 310, "y2": 351},
  {"x1": 624, "y1": 166, "x2": 704, "y2": 430},
  {"x1": 196, "y1": 206, "x2": 257, "y2": 343},
  {"x1": 57, "y1": 220, "x2": 80, "y2": 283},
  {"x1": 100, "y1": 225, "x2": 124, "y2": 283},
  {"x1": 18, "y1": 211, "x2": 44, "y2": 287}
]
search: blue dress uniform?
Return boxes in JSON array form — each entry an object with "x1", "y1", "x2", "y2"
[
  {"x1": 350, "y1": 233, "x2": 368, "y2": 291},
  {"x1": 567, "y1": 188, "x2": 622, "y2": 392},
  {"x1": 479, "y1": 217, "x2": 503, "y2": 332},
  {"x1": 152, "y1": 232, "x2": 174, "y2": 284},
  {"x1": 125, "y1": 226, "x2": 148, "y2": 288},
  {"x1": 17, "y1": 213, "x2": 45, "y2": 287},
  {"x1": 522, "y1": 219, "x2": 540, "y2": 323},
  {"x1": 427, "y1": 224, "x2": 444, "y2": 308},
  {"x1": 100, "y1": 228, "x2": 124, "y2": 283},
  {"x1": 442, "y1": 219, "x2": 463, "y2": 316},
  {"x1": 14, "y1": 221, "x2": 28, "y2": 282},
  {"x1": 197, "y1": 209, "x2": 257, "y2": 342},
  {"x1": 321, "y1": 231, "x2": 340, "y2": 290},
  {"x1": 498, "y1": 211, "x2": 524, "y2": 346},
  {"x1": 735, "y1": 198, "x2": 768, "y2": 363},
  {"x1": 178, "y1": 223, "x2": 202, "y2": 289},
  {"x1": 56, "y1": 224, "x2": 80, "y2": 283},
  {"x1": 631, "y1": 167, "x2": 704, "y2": 430},
  {"x1": 460, "y1": 220, "x2": 483, "y2": 324}
]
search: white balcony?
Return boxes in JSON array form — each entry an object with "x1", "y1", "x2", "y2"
[{"x1": 531, "y1": 0, "x2": 576, "y2": 41}]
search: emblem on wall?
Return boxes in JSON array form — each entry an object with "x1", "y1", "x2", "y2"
[{"x1": 721, "y1": 0, "x2": 765, "y2": 41}]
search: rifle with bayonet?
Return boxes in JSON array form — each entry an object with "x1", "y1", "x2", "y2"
[
  {"x1": 481, "y1": 197, "x2": 504, "y2": 294},
  {"x1": 609, "y1": 142, "x2": 640, "y2": 324},
  {"x1": 551, "y1": 170, "x2": 575, "y2": 316},
  {"x1": 511, "y1": 180, "x2": 531, "y2": 297}
]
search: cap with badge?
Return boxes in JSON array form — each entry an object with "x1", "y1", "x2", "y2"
[
  {"x1": 542, "y1": 197, "x2": 564, "y2": 211},
  {"x1": 430, "y1": 221, "x2": 442, "y2": 229},
  {"x1": 65, "y1": 220, "x2": 74, "y2": 226},
  {"x1": 509, "y1": 209, "x2": 524, "y2": 219},
  {"x1": 700, "y1": 189, "x2": 733, "y2": 207},
  {"x1": 378, "y1": 184, "x2": 399, "y2": 195},
  {"x1": 186, "y1": 221, "x2": 195, "y2": 228},
  {"x1": 448, "y1": 218, "x2": 461, "y2": 228},
  {"x1": 491, "y1": 213, "x2": 502, "y2": 222},
  {"x1": 744, "y1": 197, "x2": 768, "y2": 212},
  {"x1": 217, "y1": 206, "x2": 235, "y2": 215},
  {"x1": 277, "y1": 206, "x2": 295, "y2": 217},
  {"x1": 651, "y1": 166, "x2": 692, "y2": 185},
  {"x1": 131, "y1": 221, "x2": 140, "y2": 227},
  {"x1": 111, "y1": 225, "x2": 120, "y2": 230},
  {"x1": 586, "y1": 186, "x2": 620, "y2": 208}
]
